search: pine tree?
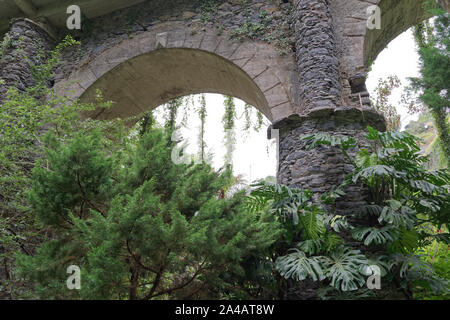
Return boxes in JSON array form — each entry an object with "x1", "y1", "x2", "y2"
[{"x1": 17, "y1": 127, "x2": 280, "y2": 299}]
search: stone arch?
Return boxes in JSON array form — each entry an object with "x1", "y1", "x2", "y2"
[
  {"x1": 333, "y1": 0, "x2": 443, "y2": 103},
  {"x1": 364, "y1": 0, "x2": 432, "y2": 67},
  {"x1": 54, "y1": 23, "x2": 297, "y2": 122}
]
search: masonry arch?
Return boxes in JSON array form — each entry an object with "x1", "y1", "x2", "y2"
[
  {"x1": 55, "y1": 24, "x2": 297, "y2": 122},
  {"x1": 364, "y1": 0, "x2": 433, "y2": 67}
]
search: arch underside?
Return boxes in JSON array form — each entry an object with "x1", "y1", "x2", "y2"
[
  {"x1": 364, "y1": 0, "x2": 431, "y2": 66},
  {"x1": 55, "y1": 25, "x2": 297, "y2": 123},
  {"x1": 81, "y1": 48, "x2": 272, "y2": 121}
]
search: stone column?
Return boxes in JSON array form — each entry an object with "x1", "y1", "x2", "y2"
[
  {"x1": 293, "y1": 0, "x2": 342, "y2": 115},
  {"x1": 274, "y1": 110, "x2": 385, "y2": 213},
  {"x1": 272, "y1": 0, "x2": 388, "y2": 299},
  {"x1": 0, "y1": 18, "x2": 55, "y2": 300},
  {"x1": 278, "y1": 0, "x2": 387, "y2": 206},
  {"x1": 0, "y1": 18, "x2": 55, "y2": 103}
]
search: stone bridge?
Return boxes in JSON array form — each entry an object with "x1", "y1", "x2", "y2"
[{"x1": 0, "y1": 0, "x2": 447, "y2": 193}]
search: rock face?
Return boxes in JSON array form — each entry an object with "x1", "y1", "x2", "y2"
[{"x1": 0, "y1": 0, "x2": 444, "y2": 299}]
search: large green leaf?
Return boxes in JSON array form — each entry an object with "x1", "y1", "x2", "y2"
[
  {"x1": 275, "y1": 249, "x2": 325, "y2": 282},
  {"x1": 302, "y1": 134, "x2": 356, "y2": 151},
  {"x1": 379, "y1": 204, "x2": 416, "y2": 229},
  {"x1": 352, "y1": 165, "x2": 406, "y2": 183},
  {"x1": 321, "y1": 247, "x2": 368, "y2": 291},
  {"x1": 298, "y1": 205, "x2": 326, "y2": 239},
  {"x1": 352, "y1": 226, "x2": 398, "y2": 246}
]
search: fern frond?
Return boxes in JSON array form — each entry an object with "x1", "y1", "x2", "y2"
[
  {"x1": 387, "y1": 228, "x2": 419, "y2": 254},
  {"x1": 299, "y1": 206, "x2": 326, "y2": 240}
]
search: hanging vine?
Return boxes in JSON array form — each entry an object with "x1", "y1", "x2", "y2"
[
  {"x1": 253, "y1": 110, "x2": 264, "y2": 132},
  {"x1": 164, "y1": 97, "x2": 183, "y2": 131},
  {"x1": 243, "y1": 103, "x2": 253, "y2": 132},
  {"x1": 181, "y1": 95, "x2": 195, "y2": 128},
  {"x1": 139, "y1": 110, "x2": 155, "y2": 137},
  {"x1": 197, "y1": 94, "x2": 208, "y2": 163},
  {"x1": 222, "y1": 96, "x2": 237, "y2": 169}
]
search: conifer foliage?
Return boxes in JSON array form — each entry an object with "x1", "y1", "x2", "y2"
[{"x1": 17, "y1": 128, "x2": 280, "y2": 299}]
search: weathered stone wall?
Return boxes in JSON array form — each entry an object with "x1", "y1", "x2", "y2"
[
  {"x1": 0, "y1": 0, "x2": 446, "y2": 300},
  {"x1": 0, "y1": 18, "x2": 54, "y2": 102},
  {"x1": 293, "y1": 0, "x2": 341, "y2": 114},
  {"x1": 0, "y1": 18, "x2": 54, "y2": 299},
  {"x1": 275, "y1": 109, "x2": 385, "y2": 207},
  {"x1": 331, "y1": 0, "x2": 438, "y2": 108},
  {"x1": 50, "y1": 0, "x2": 439, "y2": 121},
  {"x1": 53, "y1": 0, "x2": 297, "y2": 122},
  {"x1": 2, "y1": 0, "x2": 442, "y2": 116}
]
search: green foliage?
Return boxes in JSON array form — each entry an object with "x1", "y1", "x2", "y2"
[
  {"x1": 197, "y1": 94, "x2": 208, "y2": 162},
  {"x1": 410, "y1": 10, "x2": 450, "y2": 167},
  {"x1": 228, "y1": 1, "x2": 294, "y2": 55},
  {"x1": 248, "y1": 126, "x2": 449, "y2": 299},
  {"x1": 0, "y1": 33, "x2": 12, "y2": 59},
  {"x1": 276, "y1": 246, "x2": 368, "y2": 292},
  {"x1": 370, "y1": 75, "x2": 402, "y2": 131},
  {"x1": 276, "y1": 249, "x2": 325, "y2": 282},
  {"x1": 321, "y1": 247, "x2": 368, "y2": 292},
  {"x1": 298, "y1": 126, "x2": 449, "y2": 298},
  {"x1": 0, "y1": 36, "x2": 123, "y2": 298},
  {"x1": 246, "y1": 180, "x2": 365, "y2": 293},
  {"x1": 17, "y1": 127, "x2": 280, "y2": 299},
  {"x1": 405, "y1": 111, "x2": 448, "y2": 170},
  {"x1": 164, "y1": 97, "x2": 183, "y2": 131},
  {"x1": 223, "y1": 96, "x2": 236, "y2": 168},
  {"x1": 352, "y1": 226, "x2": 398, "y2": 246}
]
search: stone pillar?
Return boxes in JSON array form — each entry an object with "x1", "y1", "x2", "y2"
[
  {"x1": 293, "y1": 0, "x2": 342, "y2": 115},
  {"x1": 0, "y1": 18, "x2": 55, "y2": 103},
  {"x1": 274, "y1": 110, "x2": 385, "y2": 213},
  {"x1": 273, "y1": 0, "x2": 389, "y2": 299},
  {"x1": 283, "y1": 0, "x2": 387, "y2": 206},
  {"x1": 0, "y1": 18, "x2": 54, "y2": 300}
]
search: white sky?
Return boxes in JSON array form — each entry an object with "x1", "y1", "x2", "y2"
[
  {"x1": 154, "y1": 94, "x2": 277, "y2": 183},
  {"x1": 366, "y1": 29, "x2": 421, "y2": 129},
  {"x1": 154, "y1": 28, "x2": 419, "y2": 183}
]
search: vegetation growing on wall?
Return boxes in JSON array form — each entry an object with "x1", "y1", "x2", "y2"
[
  {"x1": 0, "y1": 1, "x2": 448, "y2": 302},
  {"x1": 246, "y1": 128, "x2": 449, "y2": 299}
]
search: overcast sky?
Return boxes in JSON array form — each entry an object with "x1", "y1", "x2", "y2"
[
  {"x1": 366, "y1": 29, "x2": 421, "y2": 129},
  {"x1": 154, "y1": 28, "x2": 419, "y2": 183}
]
